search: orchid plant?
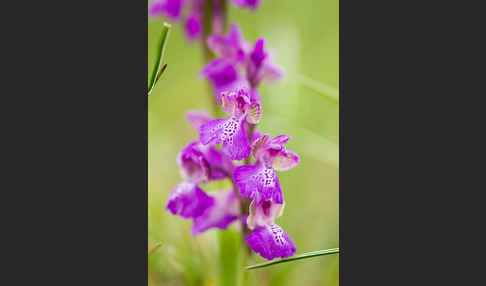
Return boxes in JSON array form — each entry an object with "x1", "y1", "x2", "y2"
[{"x1": 148, "y1": 0, "x2": 338, "y2": 276}]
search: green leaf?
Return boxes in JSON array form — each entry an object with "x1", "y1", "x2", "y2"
[
  {"x1": 148, "y1": 22, "x2": 171, "y2": 96},
  {"x1": 245, "y1": 248, "x2": 339, "y2": 270}
]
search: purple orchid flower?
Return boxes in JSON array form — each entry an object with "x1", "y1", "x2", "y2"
[
  {"x1": 246, "y1": 38, "x2": 283, "y2": 87},
  {"x1": 203, "y1": 26, "x2": 282, "y2": 103},
  {"x1": 243, "y1": 179, "x2": 296, "y2": 260},
  {"x1": 234, "y1": 134, "x2": 299, "y2": 204},
  {"x1": 192, "y1": 189, "x2": 240, "y2": 235},
  {"x1": 245, "y1": 195, "x2": 296, "y2": 260},
  {"x1": 166, "y1": 181, "x2": 214, "y2": 219},
  {"x1": 202, "y1": 24, "x2": 250, "y2": 98},
  {"x1": 207, "y1": 24, "x2": 250, "y2": 64},
  {"x1": 230, "y1": 0, "x2": 261, "y2": 11},
  {"x1": 199, "y1": 88, "x2": 261, "y2": 160}
]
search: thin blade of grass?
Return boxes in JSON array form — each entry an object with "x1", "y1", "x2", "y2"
[
  {"x1": 245, "y1": 248, "x2": 339, "y2": 270},
  {"x1": 148, "y1": 242, "x2": 162, "y2": 256},
  {"x1": 296, "y1": 74, "x2": 339, "y2": 102},
  {"x1": 148, "y1": 22, "x2": 171, "y2": 95}
]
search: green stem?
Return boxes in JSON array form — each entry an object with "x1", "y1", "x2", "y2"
[{"x1": 245, "y1": 248, "x2": 340, "y2": 270}]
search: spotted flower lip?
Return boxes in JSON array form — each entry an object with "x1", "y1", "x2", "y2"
[
  {"x1": 199, "y1": 89, "x2": 260, "y2": 160},
  {"x1": 246, "y1": 224, "x2": 296, "y2": 260},
  {"x1": 166, "y1": 181, "x2": 214, "y2": 219},
  {"x1": 199, "y1": 115, "x2": 251, "y2": 160},
  {"x1": 192, "y1": 189, "x2": 240, "y2": 235},
  {"x1": 234, "y1": 133, "x2": 298, "y2": 203},
  {"x1": 234, "y1": 161, "x2": 283, "y2": 203}
]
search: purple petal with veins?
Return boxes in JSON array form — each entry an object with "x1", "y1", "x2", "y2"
[
  {"x1": 246, "y1": 224, "x2": 296, "y2": 260},
  {"x1": 199, "y1": 116, "x2": 251, "y2": 160},
  {"x1": 234, "y1": 162, "x2": 283, "y2": 203}
]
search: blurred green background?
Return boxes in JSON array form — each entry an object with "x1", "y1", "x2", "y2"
[{"x1": 148, "y1": 0, "x2": 338, "y2": 285}]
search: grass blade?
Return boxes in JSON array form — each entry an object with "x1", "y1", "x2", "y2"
[
  {"x1": 245, "y1": 248, "x2": 339, "y2": 270},
  {"x1": 148, "y1": 242, "x2": 162, "y2": 256},
  {"x1": 296, "y1": 74, "x2": 339, "y2": 102},
  {"x1": 148, "y1": 22, "x2": 171, "y2": 96}
]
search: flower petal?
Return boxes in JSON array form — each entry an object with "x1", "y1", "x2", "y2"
[
  {"x1": 251, "y1": 130, "x2": 263, "y2": 144},
  {"x1": 207, "y1": 24, "x2": 248, "y2": 62},
  {"x1": 166, "y1": 181, "x2": 214, "y2": 219},
  {"x1": 246, "y1": 224, "x2": 296, "y2": 260},
  {"x1": 191, "y1": 189, "x2": 240, "y2": 235},
  {"x1": 149, "y1": 0, "x2": 183, "y2": 20},
  {"x1": 177, "y1": 141, "x2": 211, "y2": 183},
  {"x1": 273, "y1": 150, "x2": 300, "y2": 171},
  {"x1": 261, "y1": 62, "x2": 283, "y2": 82},
  {"x1": 234, "y1": 163, "x2": 283, "y2": 203},
  {"x1": 199, "y1": 117, "x2": 227, "y2": 146},
  {"x1": 247, "y1": 199, "x2": 285, "y2": 230},
  {"x1": 213, "y1": 77, "x2": 251, "y2": 104},
  {"x1": 200, "y1": 116, "x2": 251, "y2": 160},
  {"x1": 221, "y1": 88, "x2": 252, "y2": 116},
  {"x1": 185, "y1": 13, "x2": 202, "y2": 40},
  {"x1": 230, "y1": 0, "x2": 261, "y2": 11},
  {"x1": 201, "y1": 59, "x2": 239, "y2": 91},
  {"x1": 246, "y1": 102, "x2": 262, "y2": 124},
  {"x1": 185, "y1": 110, "x2": 213, "y2": 131},
  {"x1": 251, "y1": 133, "x2": 270, "y2": 159},
  {"x1": 201, "y1": 145, "x2": 234, "y2": 180}
]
